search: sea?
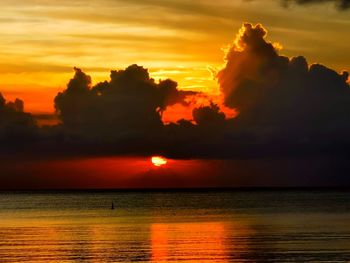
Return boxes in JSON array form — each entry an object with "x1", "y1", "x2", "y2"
[{"x1": 1, "y1": 190, "x2": 350, "y2": 262}]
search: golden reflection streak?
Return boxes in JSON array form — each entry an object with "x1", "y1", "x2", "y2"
[{"x1": 151, "y1": 221, "x2": 248, "y2": 262}]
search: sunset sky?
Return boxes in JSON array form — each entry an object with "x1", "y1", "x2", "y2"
[
  {"x1": 1, "y1": 0, "x2": 350, "y2": 189},
  {"x1": 1, "y1": 0, "x2": 350, "y2": 114}
]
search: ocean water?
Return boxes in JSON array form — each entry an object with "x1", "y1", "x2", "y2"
[{"x1": 1, "y1": 190, "x2": 350, "y2": 262}]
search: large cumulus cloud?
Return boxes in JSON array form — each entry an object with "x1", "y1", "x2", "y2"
[
  {"x1": 54, "y1": 65, "x2": 194, "y2": 142},
  {"x1": 217, "y1": 23, "x2": 350, "y2": 145}
]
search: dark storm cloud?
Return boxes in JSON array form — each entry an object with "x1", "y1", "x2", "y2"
[
  {"x1": 282, "y1": 0, "x2": 350, "y2": 10},
  {"x1": 54, "y1": 65, "x2": 194, "y2": 144},
  {"x1": 193, "y1": 103, "x2": 227, "y2": 127},
  {"x1": 217, "y1": 23, "x2": 350, "y2": 146},
  {"x1": 0, "y1": 93, "x2": 37, "y2": 147}
]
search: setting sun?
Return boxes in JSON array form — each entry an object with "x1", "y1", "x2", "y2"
[{"x1": 151, "y1": 156, "x2": 167, "y2": 167}]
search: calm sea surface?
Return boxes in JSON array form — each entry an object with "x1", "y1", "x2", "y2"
[{"x1": 1, "y1": 190, "x2": 350, "y2": 262}]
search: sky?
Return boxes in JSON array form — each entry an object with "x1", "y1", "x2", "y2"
[
  {"x1": 1, "y1": 0, "x2": 350, "y2": 114},
  {"x1": 1, "y1": 0, "x2": 350, "y2": 189}
]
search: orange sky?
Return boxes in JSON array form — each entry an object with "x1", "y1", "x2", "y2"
[
  {"x1": 0, "y1": 0, "x2": 349, "y2": 117},
  {"x1": 0, "y1": 156, "x2": 236, "y2": 189}
]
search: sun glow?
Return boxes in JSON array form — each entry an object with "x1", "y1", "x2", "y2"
[{"x1": 151, "y1": 156, "x2": 167, "y2": 167}]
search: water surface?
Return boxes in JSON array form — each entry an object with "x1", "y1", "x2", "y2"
[{"x1": 1, "y1": 190, "x2": 350, "y2": 262}]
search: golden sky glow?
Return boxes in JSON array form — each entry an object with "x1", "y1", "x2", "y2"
[{"x1": 0, "y1": 0, "x2": 349, "y2": 114}]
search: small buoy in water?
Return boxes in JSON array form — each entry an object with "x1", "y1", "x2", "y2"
[{"x1": 111, "y1": 202, "x2": 114, "y2": 210}]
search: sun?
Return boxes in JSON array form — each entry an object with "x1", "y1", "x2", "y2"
[{"x1": 151, "y1": 156, "x2": 167, "y2": 167}]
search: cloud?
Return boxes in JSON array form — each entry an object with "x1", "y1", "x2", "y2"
[
  {"x1": 217, "y1": 23, "x2": 350, "y2": 145},
  {"x1": 193, "y1": 103, "x2": 227, "y2": 127},
  {"x1": 54, "y1": 65, "x2": 194, "y2": 143},
  {"x1": 0, "y1": 93, "x2": 37, "y2": 146},
  {"x1": 281, "y1": 0, "x2": 350, "y2": 10}
]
